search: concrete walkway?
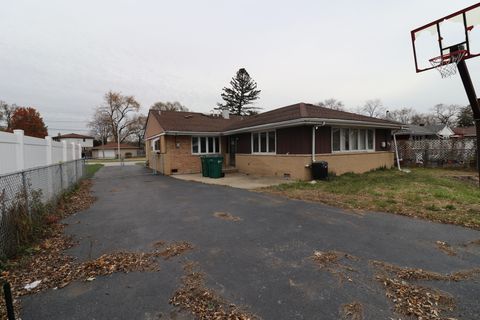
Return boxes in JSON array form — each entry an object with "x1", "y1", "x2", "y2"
[{"x1": 171, "y1": 172, "x2": 294, "y2": 189}]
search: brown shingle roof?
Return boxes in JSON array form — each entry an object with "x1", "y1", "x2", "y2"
[
  {"x1": 453, "y1": 126, "x2": 477, "y2": 137},
  {"x1": 224, "y1": 103, "x2": 399, "y2": 131},
  {"x1": 149, "y1": 103, "x2": 400, "y2": 135},
  {"x1": 55, "y1": 133, "x2": 94, "y2": 139},
  {"x1": 151, "y1": 110, "x2": 244, "y2": 132},
  {"x1": 92, "y1": 143, "x2": 140, "y2": 150}
]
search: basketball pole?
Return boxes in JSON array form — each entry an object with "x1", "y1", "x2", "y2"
[{"x1": 456, "y1": 60, "x2": 480, "y2": 187}]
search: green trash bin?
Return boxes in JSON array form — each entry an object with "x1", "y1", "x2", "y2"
[
  {"x1": 208, "y1": 155, "x2": 224, "y2": 179},
  {"x1": 200, "y1": 156, "x2": 209, "y2": 177}
]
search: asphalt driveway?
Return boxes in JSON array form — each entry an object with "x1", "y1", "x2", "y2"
[{"x1": 21, "y1": 166, "x2": 480, "y2": 319}]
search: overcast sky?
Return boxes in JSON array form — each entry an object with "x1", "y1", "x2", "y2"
[{"x1": 1, "y1": 0, "x2": 479, "y2": 135}]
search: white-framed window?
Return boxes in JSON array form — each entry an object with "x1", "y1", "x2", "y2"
[
  {"x1": 252, "y1": 130, "x2": 276, "y2": 154},
  {"x1": 332, "y1": 128, "x2": 375, "y2": 152},
  {"x1": 192, "y1": 136, "x2": 220, "y2": 154},
  {"x1": 152, "y1": 138, "x2": 160, "y2": 152}
]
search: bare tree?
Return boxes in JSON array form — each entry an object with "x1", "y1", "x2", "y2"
[
  {"x1": 0, "y1": 101, "x2": 18, "y2": 130},
  {"x1": 90, "y1": 91, "x2": 141, "y2": 143},
  {"x1": 432, "y1": 104, "x2": 459, "y2": 125},
  {"x1": 387, "y1": 107, "x2": 415, "y2": 124},
  {"x1": 126, "y1": 114, "x2": 147, "y2": 147},
  {"x1": 410, "y1": 113, "x2": 437, "y2": 126},
  {"x1": 151, "y1": 101, "x2": 189, "y2": 112},
  {"x1": 361, "y1": 99, "x2": 385, "y2": 118},
  {"x1": 317, "y1": 98, "x2": 344, "y2": 111},
  {"x1": 88, "y1": 109, "x2": 112, "y2": 144}
]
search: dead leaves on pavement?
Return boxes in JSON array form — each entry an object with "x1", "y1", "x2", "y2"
[
  {"x1": 311, "y1": 250, "x2": 358, "y2": 284},
  {"x1": 435, "y1": 241, "x2": 456, "y2": 256},
  {"x1": 154, "y1": 241, "x2": 194, "y2": 260},
  {"x1": 170, "y1": 262, "x2": 258, "y2": 320},
  {"x1": 340, "y1": 301, "x2": 364, "y2": 320},
  {"x1": 372, "y1": 260, "x2": 480, "y2": 320},
  {"x1": 57, "y1": 179, "x2": 96, "y2": 216},
  {"x1": 213, "y1": 212, "x2": 242, "y2": 222}
]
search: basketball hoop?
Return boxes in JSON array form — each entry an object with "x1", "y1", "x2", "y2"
[{"x1": 429, "y1": 50, "x2": 468, "y2": 78}]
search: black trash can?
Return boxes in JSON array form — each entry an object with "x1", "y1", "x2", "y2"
[{"x1": 311, "y1": 161, "x2": 328, "y2": 180}]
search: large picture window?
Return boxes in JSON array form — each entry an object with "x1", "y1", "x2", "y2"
[
  {"x1": 332, "y1": 128, "x2": 374, "y2": 152},
  {"x1": 192, "y1": 136, "x2": 220, "y2": 154},
  {"x1": 252, "y1": 131, "x2": 276, "y2": 154}
]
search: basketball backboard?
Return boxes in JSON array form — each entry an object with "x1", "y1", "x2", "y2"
[{"x1": 411, "y1": 3, "x2": 480, "y2": 73}]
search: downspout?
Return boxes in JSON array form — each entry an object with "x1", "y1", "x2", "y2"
[
  {"x1": 312, "y1": 126, "x2": 316, "y2": 163},
  {"x1": 312, "y1": 122, "x2": 326, "y2": 163}
]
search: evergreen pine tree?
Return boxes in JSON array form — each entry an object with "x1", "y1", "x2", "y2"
[
  {"x1": 217, "y1": 68, "x2": 261, "y2": 115},
  {"x1": 456, "y1": 105, "x2": 474, "y2": 127}
]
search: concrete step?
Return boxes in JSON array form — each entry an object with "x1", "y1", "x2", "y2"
[{"x1": 222, "y1": 167, "x2": 239, "y2": 174}]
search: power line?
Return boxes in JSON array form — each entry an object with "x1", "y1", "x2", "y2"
[
  {"x1": 45, "y1": 119, "x2": 89, "y2": 123},
  {"x1": 47, "y1": 127, "x2": 91, "y2": 132}
]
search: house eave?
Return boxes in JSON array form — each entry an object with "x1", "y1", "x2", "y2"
[
  {"x1": 163, "y1": 131, "x2": 222, "y2": 136},
  {"x1": 223, "y1": 118, "x2": 402, "y2": 135}
]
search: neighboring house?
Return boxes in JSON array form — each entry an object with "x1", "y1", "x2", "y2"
[
  {"x1": 53, "y1": 133, "x2": 94, "y2": 157},
  {"x1": 144, "y1": 103, "x2": 402, "y2": 180},
  {"x1": 395, "y1": 124, "x2": 454, "y2": 141},
  {"x1": 92, "y1": 143, "x2": 141, "y2": 159},
  {"x1": 452, "y1": 126, "x2": 477, "y2": 138}
]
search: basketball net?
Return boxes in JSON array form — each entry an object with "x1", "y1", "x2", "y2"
[{"x1": 429, "y1": 50, "x2": 467, "y2": 78}]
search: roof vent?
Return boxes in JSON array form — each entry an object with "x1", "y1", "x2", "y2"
[{"x1": 184, "y1": 115, "x2": 193, "y2": 119}]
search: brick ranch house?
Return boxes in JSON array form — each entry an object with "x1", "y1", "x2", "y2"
[{"x1": 144, "y1": 103, "x2": 402, "y2": 180}]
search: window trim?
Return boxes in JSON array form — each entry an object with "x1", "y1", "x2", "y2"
[
  {"x1": 152, "y1": 138, "x2": 160, "y2": 152},
  {"x1": 191, "y1": 136, "x2": 221, "y2": 155},
  {"x1": 331, "y1": 127, "x2": 376, "y2": 153},
  {"x1": 251, "y1": 130, "x2": 277, "y2": 154}
]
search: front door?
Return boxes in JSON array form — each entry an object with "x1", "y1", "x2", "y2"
[{"x1": 229, "y1": 137, "x2": 237, "y2": 167}]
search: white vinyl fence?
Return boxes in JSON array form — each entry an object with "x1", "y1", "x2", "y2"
[{"x1": 0, "y1": 129, "x2": 82, "y2": 175}]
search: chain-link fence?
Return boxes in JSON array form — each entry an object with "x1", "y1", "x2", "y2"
[
  {"x1": 0, "y1": 159, "x2": 85, "y2": 258},
  {"x1": 396, "y1": 137, "x2": 477, "y2": 168}
]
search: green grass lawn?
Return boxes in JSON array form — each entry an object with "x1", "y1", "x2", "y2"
[
  {"x1": 85, "y1": 164, "x2": 104, "y2": 178},
  {"x1": 265, "y1": 168, "x2": 480, "y2": 229}
]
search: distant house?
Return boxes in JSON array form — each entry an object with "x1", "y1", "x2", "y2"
[
  {"x1": 91, "y1": 143, "x2": 141, "y2": 159},
  {"x1": 395, "y1": 124, "x2": 454, "y2": 140},
  {"x1": 452, "y1": 126, "x2": 477, "y2": 138},
  {"x1": 53, "y1": 133, "x2": 94, "y2": 157},
  {"x1": 144, "y1": 102, "x2": 402, "y2": 180}
]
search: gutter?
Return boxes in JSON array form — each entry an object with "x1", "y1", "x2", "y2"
[
  {"x1": 223, "y1": 118, "x2": 402, "y2": 135},
  {"x1": 148, "y1": 119, "x2": 402, "y2": 138},
  {"x1": 160, "y1": 131, "x2": 222, "y2": 136},
  {"x1": 145, "y1": 132, "x2": 166, "y2": 141}
]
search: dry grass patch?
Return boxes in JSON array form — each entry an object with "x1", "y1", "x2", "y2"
[
  {"x1": 170, "y1": 262, "x2": 259, "y2": 320},
  {"x1": 265, "y1": 168, "x2": 480, "y2": 230}
]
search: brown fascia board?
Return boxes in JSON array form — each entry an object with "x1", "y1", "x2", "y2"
[{"x1": 222, "y1": 118, "x2": 403, "y2": 135}]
